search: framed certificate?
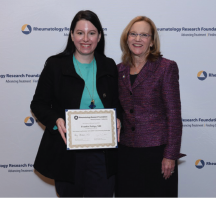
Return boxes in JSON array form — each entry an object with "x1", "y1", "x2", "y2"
[{"x1": 66, "y1": 109, "x2": 118, "y2": 150}]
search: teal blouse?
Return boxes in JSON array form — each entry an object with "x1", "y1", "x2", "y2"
[{"x1": 73, "y1": 55, "x2": 104, "y2": 109}]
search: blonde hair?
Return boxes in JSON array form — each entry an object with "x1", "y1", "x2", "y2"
[{"x1": 120, "y1": 16, "x2": 162, "y2": 66}]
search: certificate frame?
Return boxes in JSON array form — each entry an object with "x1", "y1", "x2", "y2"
[{"x1": 66, "y1": 108, "x2": 117, "y2": 150}]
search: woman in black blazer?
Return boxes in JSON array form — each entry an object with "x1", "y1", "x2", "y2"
[{"x1": 31, "y1": 10, "x2": 121, "y2": 197}]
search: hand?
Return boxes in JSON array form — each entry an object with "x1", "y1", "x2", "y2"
[
  {"x1": 117, "y1": 118, "x2": 121, "y2": 142},
  {"x1": 161, "y1": 158, "x2": 175, "y2": 179},
  {"x1": 56, "y1": 118, "x2": 67, "y2": 144}
]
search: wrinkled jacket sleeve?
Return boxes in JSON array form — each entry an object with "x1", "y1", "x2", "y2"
[
  {"x1": 162, "y1": 61, "x2": 185, "y2": 160},
  {"x1": 30, "y1": 57, "x2": 61, "y2": 134}
]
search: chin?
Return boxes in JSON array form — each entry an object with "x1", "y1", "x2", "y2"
[
  {"x1": 79, "y1": 50, "x2": 94, "y2": 56},
  {"x1": 132, "y1": 52, "x2": 145, "y2": 57}
]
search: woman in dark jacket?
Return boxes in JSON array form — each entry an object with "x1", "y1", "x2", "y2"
[{"x1": 31, "y1": 10, "x2": 121, "y2": 197}]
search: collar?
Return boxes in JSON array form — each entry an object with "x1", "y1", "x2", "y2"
[
  {"x1": 118, "y1": 57, "x2": 162, "y2": 91},
  {"x1": 118, "y1": 57, "x2": 162, "y2": 73},
  {"x1": 61, "y1": 52, "x2": 114, "y2": 79}
]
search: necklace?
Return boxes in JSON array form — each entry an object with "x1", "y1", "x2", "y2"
[
  {"x1": 133, "y1": 60, "x2": 147, "y2": 75},
  {"x1": 75, "y1": 57, "x2": 96, "y2": 109}
]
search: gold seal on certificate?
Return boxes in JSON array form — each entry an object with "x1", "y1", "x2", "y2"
[{"x1": 66, "y1": 109, "x2": 117, "y2": 150}]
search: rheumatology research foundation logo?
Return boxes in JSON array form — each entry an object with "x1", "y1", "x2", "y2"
[
  {"x1": 157, "y1": 26, "x2": 216, "y2": 38},
  {"x1": 20, "y1": 24, "x2": 107, "y2": 36},
  {"x1": 195, "y1": 159, "x2": 216, "y2": 169},
  {"x1": 197, "y1": 70, "x2": 216, "y2": 81},
  {"x1": 195, "y1": 159, "x2": 205, "y2": 169},
  {"x1": 24, "y1": 116, "x2": 34, "y2": 126},
  {"x1": 197, "y1": 71, "x2": 207, "y2": 81},
  {"x1": 21, "y1": 24, "x2": 32, "y2": 35}
]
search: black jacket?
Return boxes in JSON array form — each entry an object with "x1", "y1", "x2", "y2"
[{"x1": 30, "y1": 52, "x2": 120, "y2": 182}]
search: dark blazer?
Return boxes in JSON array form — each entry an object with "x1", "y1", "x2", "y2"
[
  {"x1": 117, "y1": 57, "x2": 184, "y2": 160},
  {"x1": 30, "y1": 52, "x2": 120, "y2": 182}
]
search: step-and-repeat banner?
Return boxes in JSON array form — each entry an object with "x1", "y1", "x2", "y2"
[{"x1": 0, "y1": 0, "x2": 216, "y2": 197}]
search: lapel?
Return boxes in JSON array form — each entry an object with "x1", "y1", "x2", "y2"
[
  {"x1": 119, "y1": 64, "x2": 132, "y2": 92},
  {"x1": 61, "y1": 52, "x2": 113, "y2": 79},
  {"x1": 119, "y1": 57, "x2": 162, "y2": 91},
  {"x1": 61, "y1": 55, "x2": 80, "y2": 78},
  {"x1": 132, "y1": 57, "x2": 162, "y2": 89}
]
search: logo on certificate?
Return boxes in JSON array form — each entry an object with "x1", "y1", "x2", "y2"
[{"x1": 74, "y1": 116, "x2": 78, "y2": 120}]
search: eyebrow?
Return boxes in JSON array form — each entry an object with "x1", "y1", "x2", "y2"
[
  {"x1": 76, "y1": 29, "x2": 97, "y2": 32},
  {"x1": 130, "y1": 31, "x2": 149, "y2": 34}
]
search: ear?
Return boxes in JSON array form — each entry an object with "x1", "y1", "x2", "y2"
[
  {"x1": 71, "y1": 31, "x2": 74, "y2": 42},
  {"x1": 150, "y1": 41, "x2": 153, "y2": 47},
  {"x1": 98, "y1": 33, "x2": 101, "y2": 42}
]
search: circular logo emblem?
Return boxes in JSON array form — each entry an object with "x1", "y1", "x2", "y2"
[
  {"x1": 195, "y1": 159, "x2": 205, "y2": 169},
  {"x1": 197, "y1": 71, "x2": 207, "y2": 81},
  {"x1": 24, "y1": 116, "x2": 34, "y2": 126},
  {"x1": 21, "y1": 24, "x2": 32, "y2": 35},
  {"x1": 74, "y1": 116, "x2": 78, "y2": 120}
]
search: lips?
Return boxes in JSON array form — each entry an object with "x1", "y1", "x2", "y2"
[
  {"x1": 133, "y1": 44, "x2": 143, "y2": 47},
  {"x1": 81, "y1": 44, "x2": 91, "y2": 47}
]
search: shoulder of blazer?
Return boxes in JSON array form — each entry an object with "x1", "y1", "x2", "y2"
[
  {"x1": 44, "y1": 55, "x2": 71, "y2": 70},
  {"x1": 45, "y1": 55, "x2": 80, "y2": 78},
  {"x1": 160, "y1": 57, "x2": 177, "y2": 68},
  {"x1": 117, "y1": 62, "x2": 128, "y2": 73}
]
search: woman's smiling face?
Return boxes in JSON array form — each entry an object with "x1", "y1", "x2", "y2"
[
  {"x1": 71, "y1": 19, "x2": 101, "y2": 57},
  {"x1": 127, "y1": 21, "x2": 153, "y2": 59}
]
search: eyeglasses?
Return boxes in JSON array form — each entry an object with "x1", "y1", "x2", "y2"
[{"x1": 128, "y1": 32, "x2": 152, "y2": 39}]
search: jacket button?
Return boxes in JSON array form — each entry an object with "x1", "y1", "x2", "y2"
[
  {"x1": 131, "y1": 127, "x2": 135, "y2": 131},
  {"x1": 130, "y1": 91, "x2": 132, "y2": 95},
  {"x1": 130, "y1": 109, "x2": 133, "y2": 113},
  {"x1": 103, "y1": 93, "x2": 106, "y2": 98}
]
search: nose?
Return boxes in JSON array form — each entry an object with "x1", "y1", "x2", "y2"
[
  {"x1": 135, "y1": 34, "x2": 141, "y2": 41},
  {"x1": 83, "y1": 33, "x2": 89, "y2": 42}
]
